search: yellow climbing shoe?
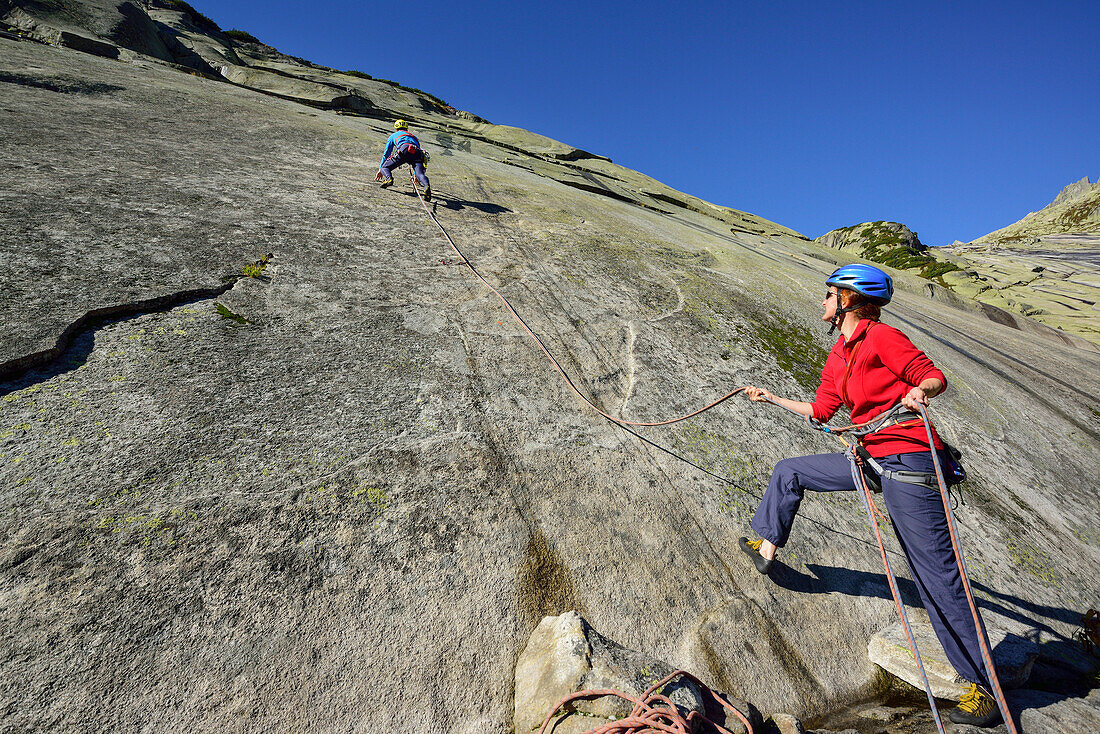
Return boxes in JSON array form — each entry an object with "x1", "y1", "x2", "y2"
[{"x1": 948, "y1": 682, "x2": 1002, "y2": 727}]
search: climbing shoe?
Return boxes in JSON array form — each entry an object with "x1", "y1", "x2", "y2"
[
  {"x1": 379, "y1": 178, "x2": 393, "y2": 189},
  {"x1": 423, "y1": 185, "x2": 432, "y2": 202},
  {"x1": 739, "y1": 537, "x2": 773, "y2": 575},
  {"x1": 948, "y1": 682, "x2": 1002, "y2": 727}
]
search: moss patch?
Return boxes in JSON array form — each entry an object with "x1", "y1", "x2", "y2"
[
  {"x1": 1005, "y1": 537, "x2": 1062, "y2": 588},
  {"x1": 214, "y1": 302, "x2": 249, "y2": 325},
  {"x1": 516, "y1": 528, "x2": 578, "y2": 629},
  {"x1": 747, "y1": 314, "x2": 829, "y2": 392},
  {"x1": 224, "y1": 29, "x2": 261, "y2": 45}
]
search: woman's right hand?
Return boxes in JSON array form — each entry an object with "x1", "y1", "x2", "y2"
[{"x1": 744, "y1": 386, "x2": 774, "y2": 402}]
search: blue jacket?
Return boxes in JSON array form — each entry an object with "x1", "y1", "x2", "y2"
[{"x1": 380, "y1": 131, "x2": 420, "y2": 168}]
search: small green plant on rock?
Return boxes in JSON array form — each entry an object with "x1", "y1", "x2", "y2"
[
  {"x1": 215, "y1": 302, "x2": 250, "y2": 325},
  {"x1": 242, "y1": 253, "x2": 273, "y2": 278},
  {"x1": 353, "y1": 484, "x2": 389, "y2": 513}
]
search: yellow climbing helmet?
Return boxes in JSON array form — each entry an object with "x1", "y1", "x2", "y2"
[{"x1": 394, "y1": 119, "x2": 408, "y2": 130}]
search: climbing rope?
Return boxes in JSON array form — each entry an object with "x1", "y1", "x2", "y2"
[
  {"x1": 837, "y1": 430, "x2": 948, "y2": 734},
  {"x1": 407, "y1": 180, "x2": 1015, "y2": 732},
  {"x1": 817, "y1": 406, "x2": 1018, "y2": 734},
  {"x1": 537, "y1": 669, "x2": 753, "y2": 734},
  {"x1": 917, "y1": 403, "x2": 1018, "y2": 733},
  {"x1": 411, "y1": 179, "x2": 750, "y2": 426}
]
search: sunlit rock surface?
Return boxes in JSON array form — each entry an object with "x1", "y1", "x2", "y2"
[
  {"x1": 940, "y1": 179, "x2": 1100, "y2": 345},
  {"x1": 1, "y1": 3, "x2": 1099, "y2": 732}
]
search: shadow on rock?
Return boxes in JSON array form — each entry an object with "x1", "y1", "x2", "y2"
[
  {"x1": 0, "y1": 71, "x2": 125, "y2": 95},
  {"x1": 781, "y1": 563, "x2": 1086, "y2": 635},
  {"x1": 768, "y1": 562, "x2": 925, "y2": 609},
  {"x1": 969, "y1": 578, "x2": 1085, "y2": 630},
  {"x1": 439, "y1": 197, "x2": 511, "y2": 214}
]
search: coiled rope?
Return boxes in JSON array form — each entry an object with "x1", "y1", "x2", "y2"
[
  {"x1": 408, "y1": 180, "x2": 1015, "y2": 733},
  {"x1": 537, "y1": 669, "x2": 754, "y2": 734}
]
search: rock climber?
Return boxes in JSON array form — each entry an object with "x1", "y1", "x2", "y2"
[
  {"x1": 374, "y1": 119, "x2": 431, "y2": 201},
  {"x1": 737, "y1": 263, "x2": 1002, "y2": 728}
]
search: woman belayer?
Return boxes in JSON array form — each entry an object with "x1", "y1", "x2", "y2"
[{"x1": 738, "y1": 264, "x2": 1003, "y2": 728}]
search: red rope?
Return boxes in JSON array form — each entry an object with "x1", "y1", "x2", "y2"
[
  {"x1": 408, "y1": 181, "x2": 1011, "y2": 732},
  {"x1": 848, "y1": 450, "x2": 948, "y2": 734},
  {"x1": 412, "y1": 180, "x2": 749, "y2": 426},
  {"x1": 917, "y1": 405, "x2": 1019, "y2": 734},
  {"x1": 536, "y1": 669, "x2": 753, "y2": 734}
]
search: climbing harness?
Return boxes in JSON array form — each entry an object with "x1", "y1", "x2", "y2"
[
  {"x1": 406, "y1": 181, "x2": 1014, "y2": 732},
  {"x1": 537, "y1": 669, "x2": 754, "y2": 734}
]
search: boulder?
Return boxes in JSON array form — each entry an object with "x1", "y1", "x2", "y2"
[
  {"x1": 868, "y1": 622, "x2": 1038, "y2": 700},
  {"x1": 514, "y1": 611, "x2": 756, "y2": 734},
  {"x1": 514, "y1": 611, "x2": 699, "y2": 732},
  {"x1": 767, "y1": 712, "x2": 805, "y2": 733}
]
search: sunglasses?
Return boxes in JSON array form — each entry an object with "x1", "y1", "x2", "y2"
[{"x1": 824, "y1": 290, "x2": 838, "y2": 300}]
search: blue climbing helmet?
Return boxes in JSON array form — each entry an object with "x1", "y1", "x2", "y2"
[{"x1": 826, "y1": 264, "x2": 893, "y2": 305}]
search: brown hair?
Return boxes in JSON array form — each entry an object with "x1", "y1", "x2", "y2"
[{"x1": 838, "y1": 288, "x2": 881, "y2": 322}]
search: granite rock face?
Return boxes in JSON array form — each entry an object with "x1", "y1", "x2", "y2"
[
  {"x1": 938, "y1": 178, "x2": 1100, "y2": 346},
  {"x1": 941, "y1": 229, "x2": 1100, "y2": 346},
  {"x1": 971, "y1": 177, "x2": 1100, "y2": 245},
  {"x1": 1, "y1": 4, "x2": 1100, "y2": 733},
  {"x1": 1012, "y1": 688, "x2": 1100, "y2": 733}
]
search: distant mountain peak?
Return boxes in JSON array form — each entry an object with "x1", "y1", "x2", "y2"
[
  {"x1": 1049, "y1": 175, "x2": 1099, "y2": 209},
  {"x1": 967, "y1": 176, "x2": 1100, "y2": 245}
]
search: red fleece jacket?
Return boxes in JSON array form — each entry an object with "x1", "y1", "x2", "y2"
[{"x1": 811, "y1": 319, "x2": 946, "y2": 457}]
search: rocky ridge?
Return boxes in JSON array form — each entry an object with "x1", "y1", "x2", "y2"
[
  {"x1": 813, "y1": 222, "x2": 960, "y2": 282},
  {"x1": 813, "y1": 206, "x2": 1100, "y2": 348},
  {"x1": 1, "y1": 2, "x2": 1099, "y2": 732},
  {"x1": 966, "y1": 178, "x2": 1100, "y2": 245},
  {"x1": 936, "y1": 179, "x2": 1100, "y2": 344}
]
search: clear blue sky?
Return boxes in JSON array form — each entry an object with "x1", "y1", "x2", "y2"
[{"x1": 201, "y1": 0, "x2": 1098, "y2": 244}]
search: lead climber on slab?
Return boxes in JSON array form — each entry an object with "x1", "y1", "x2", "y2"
[
  {"x1": 374, "y1": 119, "x2": 432, "y2": 201},
  {"x1": 737, "y1": 264, "x2": 1002, "y2": 728}
]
